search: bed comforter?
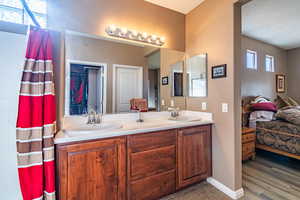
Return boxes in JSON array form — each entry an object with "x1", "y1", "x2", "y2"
[{"x1": 256, "y1": 120, "x2": 300, "y2": 155}]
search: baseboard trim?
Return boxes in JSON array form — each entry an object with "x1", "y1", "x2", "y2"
[{"x1": 207, "y1": 177, "x2": 244, "y2": 199}]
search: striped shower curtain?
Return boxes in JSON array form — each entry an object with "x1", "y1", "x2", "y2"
[{"x1": 16, "y1": 27, "x2": 56, "y2": 200}]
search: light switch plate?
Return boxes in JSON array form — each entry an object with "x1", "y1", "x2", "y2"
[
  {"x1": 222, "y1": 103, "x2": 228, "y2": 113},
  {"x1": 202, "y1": 102, "x2": 207, "y2": 111}
]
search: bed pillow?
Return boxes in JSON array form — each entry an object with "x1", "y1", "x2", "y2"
[
  {"x1": 276, "y1": 107, "x2": 300, "y2": 126},
  {"x1": 287, "y1": 96, "x2": 300, "y2": 106},
  {"x1": 251, "y1": 102, "x2": 277, "y2": 112},
  {"x1": 276, "y1": 95, "x2": 291, "y2": 109},
  {"x1": 249, "y1": 111, "x2": 275, "y2": 128},
  {"x1": 251, "y1": 96, "x2": 271, "y2": 104}
]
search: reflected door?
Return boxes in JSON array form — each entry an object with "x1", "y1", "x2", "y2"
[
  {"x1": 69, "y1": 64, "x2": 104, "y2": 115},
  {"x1": 114, "y1": 65, "x2": 143, "y2": 113}
]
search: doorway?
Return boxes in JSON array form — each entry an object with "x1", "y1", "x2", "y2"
[
  {"x1": 239, "y1": 0, "x2": 300, "y2": 199},
  {"x1": 112, "y1": 64, "x2": 143, "y2": 113},
  {"x1": 146, "y1": 50, "x2": 161, "y2": 111}
]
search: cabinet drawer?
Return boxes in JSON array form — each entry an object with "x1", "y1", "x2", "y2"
[
  {"x1": 128, "y1": 129, "x2": 176, "y2": 153},
  {"x1": 130, "y1": 170, "x2": 175, "y2": 200},
  {"x1": 243, "y1": 142, "x2": 255, "y2": 156},
  {"x1": 130, "y1": 146, "x2": 175, "y2": 180},
  {"x1": 179, "y1": 125, "x2": 211, "y2": 135},
  {"x1": 242, "y1": 133, "x2": 256, "y2": 143}
]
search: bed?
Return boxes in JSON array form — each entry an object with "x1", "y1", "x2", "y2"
[
  {"x1": 242, "y1": 96, "x2": 300, "y2": 160},
  {"x1": 256, "y1": 120, "x2": 300, "y2": 160}
]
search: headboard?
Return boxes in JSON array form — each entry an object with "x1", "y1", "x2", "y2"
[{"x1": 241, "y1": 96, "x2": 256, "y2": 127}]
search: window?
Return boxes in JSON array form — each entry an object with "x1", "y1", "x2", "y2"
[
  {"x1": 187, "y1": 54, "x2": 207, "y2": 98},
  {"x1": 0, "y1": 0, "x2": 47, "y2": 27},
  {"x1": 246, "y1": 50, "x2": 257, "y2": 70},
  {"x1": 265, "y1": 55, "x2": 274, "y2": 72},
  {"x1": 190, "y1": 78, "x2": 206, "y2": 97}
]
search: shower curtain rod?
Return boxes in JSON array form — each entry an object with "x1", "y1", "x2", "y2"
[{"x1": 19, "y1": 0, "x2": 41, "y2": 28}]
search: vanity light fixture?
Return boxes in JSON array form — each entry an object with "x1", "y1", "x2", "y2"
[{"x1": 106, "y1": 25, "x2": 165, "y2": 46}]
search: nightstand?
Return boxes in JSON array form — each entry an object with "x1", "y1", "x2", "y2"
[{"x1": 242, "y1": 127, "x2": 256, "y2": 161}]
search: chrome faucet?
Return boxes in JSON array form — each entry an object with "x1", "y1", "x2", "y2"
[
  {"x1": 87, "y1": 109, "x2": 102, "y2": 124},
  {"x1": 168, "y1": 107, "x2": 180, "y2": 119},
  {"x1": 136, "y1": 109, "x2": 144, "y2": 123}
]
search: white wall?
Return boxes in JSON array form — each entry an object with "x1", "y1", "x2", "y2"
[{"x1": 0, "y1": 31, "x2": 26, "y2": 199}]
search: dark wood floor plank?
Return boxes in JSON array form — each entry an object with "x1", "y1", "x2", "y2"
[
  {"x1": 243, "y1": 164, "x2": 300, "y2": 198},
  {"x1": 255, "y1": 156, "x2": 300, "y2": 177},
  {"x1": 243, "y1": 173, "x2": 293, "y2": 200},
  {"x1": 246, "y1": 161, "x2": 300, "y2": 191}
]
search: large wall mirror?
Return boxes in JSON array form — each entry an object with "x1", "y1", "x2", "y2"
[
  {"x1": 171, "y1": 61, "x2": 184, "y2": 97},
  {"x1": 64, "y1": 32, "x2": 207, "y2": 116},
  {"x1": 186, "y1": 53, "x2": 207, "y2": 97},
  {"x1": 64, "y1": 31, "x2": 166, "y2": 115}
]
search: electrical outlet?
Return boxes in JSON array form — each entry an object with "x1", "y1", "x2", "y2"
[
  {"x1": 202, "y1": 102, "x2": 207, "y2": 111},
  {"x1": 222, "y1": 103, "x2": 228, "y2": 113}
]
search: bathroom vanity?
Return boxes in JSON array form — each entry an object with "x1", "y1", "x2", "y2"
[
  {"x1": 57, "y1": 27, "x2": 212, "y2": 200},
  {"x1": 55, "y1": 111, "x2": 213, "y2": 200}
]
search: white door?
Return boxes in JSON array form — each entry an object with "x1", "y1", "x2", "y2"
[{"x1": 114, "y1": 65, "x2": 143, "y2": 113}]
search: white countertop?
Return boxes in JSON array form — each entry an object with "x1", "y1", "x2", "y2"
[{"x1": 54, "y1": 111, "x2": 213, "y2": 144}]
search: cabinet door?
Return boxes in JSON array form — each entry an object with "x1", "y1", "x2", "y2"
[
  {"x1": 56, "y1": 137, "x2": 126, "y2": 200},
  {"x1": 177, "y1": 125, "x2": 212, "y2": 189}
]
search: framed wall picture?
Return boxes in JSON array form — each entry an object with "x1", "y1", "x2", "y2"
[
  {"x1": 212, "y1": 64, "x2": 227, "y2": 79},
  {"x1": 162, "y1": 76, "x2": 169, "y2": 85},
  {"x1": 276, "y1": 74, "x2": 286, "y2": 93}
]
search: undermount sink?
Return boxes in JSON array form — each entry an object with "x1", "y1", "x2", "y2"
[
  {"x1": 168, "y1": 116, "x2": 202, "y2": 122},
  {"x1": 64, "y1": 123, "x2": 123, "y2": 136}
]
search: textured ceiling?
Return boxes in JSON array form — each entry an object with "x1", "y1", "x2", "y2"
[
  {"x1": 242, "y1": 0, "x2": 300, "y2": 50},
  {"x1": 144, "y1": 0, "x2": 205, "y2": 14}
]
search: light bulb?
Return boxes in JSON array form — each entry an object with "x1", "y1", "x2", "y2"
[
  {"x1": 121, "y1": 28, "x2": 127, "y2": 35},
  {"x1": 142, "y1": 32, "x2": 148, "y2": 39},
  {"x1": 109, "y1": 24, "x2": 117, "y2": 32},
  {"x1": 160, "y1": 37, "x2": 166, "y2": 43},
  {"x1": 138, "y1": 35, "x2": 143, "y2": 41},
  {"x1": 151, "y1": 35, "x2": 157, "y2": 41},
  {"x1": 128, "y1": 33, "x2": 133, "y2": 39},
  {"x1": 132, "y1": 30, "x2": 138, "y2": 37}
]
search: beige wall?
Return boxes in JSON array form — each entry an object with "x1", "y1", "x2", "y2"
[
  {"x1": 287, "y1": 47, "x2": 300, "y2": 102},
  {"x1": 65, "y1": 34, "x2": 147, "y2": 113},
  {"x1": 47, "y1": 0, "x2": 185, "y2": 51},
  {"x1": 241, "y1": 36, "x2": 288, "y2": 100},
  {"x1": 51, "y1": 31, "x2": 65, "y2": 130},
  {"x1": 186, "y1": 0, "x2": 242, "y2": 191}
]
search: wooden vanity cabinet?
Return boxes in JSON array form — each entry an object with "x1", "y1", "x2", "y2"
[
  {"x1": 56, "y1": 137, "x2": 126, "y2": 200},
  {"x1": 56, "y1": 124, "x2": 212, "y2": 200},
  {"x1": 177, "y1": 125, "x2": 212, "y2": 189}
]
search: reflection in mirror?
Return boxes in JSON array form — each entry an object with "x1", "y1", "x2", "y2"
[
  {"x1": 171, "y1": 61, "x2": 184, "y2": 97},
  {"x1": 147, "y1": 50, "x2": 161, "y2": 111},
  {"x1": 187, "y1": 54, "x2": 207, "y2": 97},
  {"x1": 69, "y1": 64, "x2": 104, "y2": 115},
  {"x1": 65, "y1": 32, "x2": 166, "y2": 115}
]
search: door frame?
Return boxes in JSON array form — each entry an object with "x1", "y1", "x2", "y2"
[
  {"x1": 65, "y1": 59, "x2": 108, "y2": 116},
  {"x1": 112, "y1": 64, "x2": 143, "y2": 113}
]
